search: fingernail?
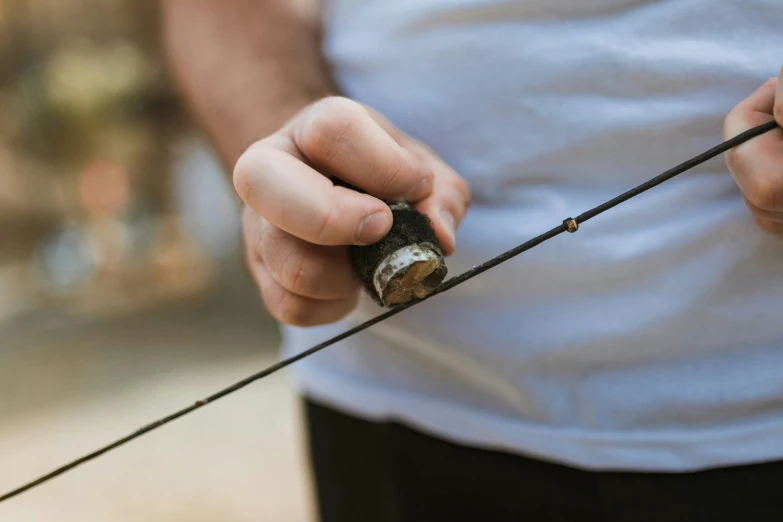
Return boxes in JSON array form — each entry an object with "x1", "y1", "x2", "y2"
[
  {"x1": 406, "y1": 175, "x2": 433, "y2": 202},
  {"x1": 356, "y1": 212, "x2": 391, "y2": 244}
]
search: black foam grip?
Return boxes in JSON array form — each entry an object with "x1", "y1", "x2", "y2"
[
  {"x1": 349, "y1": 204, "x2": 445, "y2": 305},
  {"x1": 333, "y1": 177, "x2": 446, "y2": 305}
]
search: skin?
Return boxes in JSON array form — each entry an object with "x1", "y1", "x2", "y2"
[
  {"x1": 163, "y1": 1, "x2": 781, "y2": 327},
  {"x1": 724, "y1": 68, "x2": 783, "y2": 236},
  {"x1": 162, "y1": 0, "x2": 469, "y2": 327}
]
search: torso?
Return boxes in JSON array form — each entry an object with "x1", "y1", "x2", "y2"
[{"x1": 282, "y1": 0, "x2": 783, "y2": 471}]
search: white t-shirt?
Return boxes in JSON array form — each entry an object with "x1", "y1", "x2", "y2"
[{"x1": 281, "y1": 0, "x2": 783, "y2": 471}]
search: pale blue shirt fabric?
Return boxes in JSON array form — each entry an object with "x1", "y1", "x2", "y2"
[{"x1": 280, "y1": 0, "x2": 783, "y2": 471}]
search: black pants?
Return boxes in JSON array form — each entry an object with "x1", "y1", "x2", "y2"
[{"x1": 304, "y1": 398, "x2": 783, "y2": 522}]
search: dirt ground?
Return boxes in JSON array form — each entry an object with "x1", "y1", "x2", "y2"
[{"x1": 0, "y1": 265, "x2": 316, "y2": 522}]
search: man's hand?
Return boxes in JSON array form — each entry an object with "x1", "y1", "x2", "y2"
[
  {"x1": 235, "y1": 97, "x2": 471, "y2": 326},
  {"x1": 724, "y1": 67, "x2": 783, "y2": 235},
  {"x1": 162, "y1": 2, "x2": 470, "y2": 326}
]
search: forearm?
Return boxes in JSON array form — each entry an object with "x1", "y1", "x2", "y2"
[{"x1": 161, "y1": 0, "x2": 337, "y2": 170}]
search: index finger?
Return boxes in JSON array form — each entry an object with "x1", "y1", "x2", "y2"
[
  {"x1": 290, "y1": 97, "x2": 435, "y2": 202},
  {"x1": 234, "y1": 141, "x2": 393, "y2": 246}
]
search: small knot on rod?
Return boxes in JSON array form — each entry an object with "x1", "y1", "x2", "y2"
[{"x1": 564, "y1": 218, "x2": 579, "y2": 233}]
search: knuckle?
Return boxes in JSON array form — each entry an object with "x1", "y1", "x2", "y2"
[
  {"x1": 242, "y1": 211, "x2": 270, "y2": 264},
  {"x1": 744, "y1": 175, "x2": 767, "y2": 207},
  {"x1": 378, "y1": 157, "x2": 407, "y2": 193},
  {"x1": 725, "y1": 145, "x2": 756, "y2": 180},
  {"x1": 232, "y1": 142, "x2": 268, "y2": 202},
  {"x1": 745, "y1": 173, "x2": 783, "y2": 211},
  {"x1": 242, "y1": 230, "x2": 262, "y2": 267},
  {"x1": 440, "y1": 175, "x2": 472, "y2": 217},
  {"x1": 311, "y1": 204, "x2": 339, "y2": 244},
  {"x1": 298, "y1": 96, "x2": 362, "y2": 161},
  {"x1": 755, "y1": 215, "x2": 783, "y2": 236},
  {"x1": 240, "y1": 205, "x2": 257, "y2": 244},
  {"x1": 455, "y1": 176, "x2": 472, "y2": 210},
  {"x1": 258, "y1": 282, "x2": 281, "y2": 316},
  {"x1": 263, "y1": 288, "x2": 307, "y2": 326},
  {"x1": 257, "y1": 226, "x2": 285, "y2": 266},
  {"x1": 281, "y1": 252, "x2": 324, "y2": 296},
  {"x1": 724, "y1": 148, "x2": 741, "y2": 173},
  {"x1": 242, "y1": 243, "x2": 259, "y2": 279},
  {"x1": 283, "y1": 255, "x2": 309, "y2": 294},
  {"x1": 722, "y1": 107, "x2": 739, "y2": 140},
  {"x1": 232, "y1": 158, "x2": 253, "y2": 202},
  {"x1": 277, "y1": 301, "x2": 311, "y2": 326}
]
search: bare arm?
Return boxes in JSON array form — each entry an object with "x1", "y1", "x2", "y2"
[{"x1": 161, "y1": 0, "x2": 337, "y2": 170}]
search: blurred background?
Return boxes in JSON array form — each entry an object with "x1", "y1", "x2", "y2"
[{"x1": 0, "y1": 1, "x2": 314, "y2": 520}]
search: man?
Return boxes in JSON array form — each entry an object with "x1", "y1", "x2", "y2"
[{"x1": 162, "y1": 1, "x2": 783, "y2": 520}]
